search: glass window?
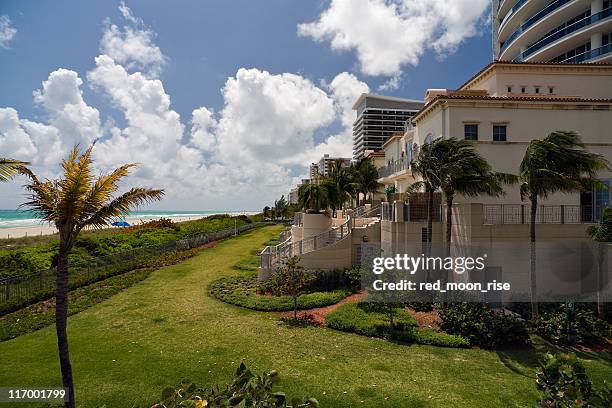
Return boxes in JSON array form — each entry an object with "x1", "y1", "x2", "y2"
[
  {"x1": 493, "y1": 125, "x2": 507, "y2": 141},
  {"x1": 464, "y1": 124, "x2": 478, "y2": 140},
  {"x1": 535, "y1": 87, "x2": 540, "y2": 94},
  {"x1": 549, "y1": 87, "x2": 554, "y2": 94},
  {"x1": 521, "y1": 87, "x2": 526, "y2": 93},
  {"x1": 507, "y1": 86, "x2": 512, "y2": 93}
]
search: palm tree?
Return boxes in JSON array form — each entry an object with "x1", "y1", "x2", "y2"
[
  {"x1": 298, "y1": 183, "x2": 329, "y2": 213},
  {"x1": 409, "y1": 140, "x2": 443, "y2": 253},
  {"x1": 587, "y1": 207, "x2": 612, "y2": 319},
  {"x1": 434, "y1": 139, "x2": 517, "y2": 255},
  {"x1": 327, "y1": 160, "x2": 354, "y2": 211},
  {"x1": 353, "y1": 158, "x2": 382, "y2": 206},
  {"x1": 520, "y1": 131, "x2": 610, "y2": 318},
  {"x1": 20, "y1": 145, "x2": 164, "y2": 408},
  {"x1": 274, "y1": 195, "x2": 288, "y2": 219},
  {"x1": 0, "y1": 158, "x2": 28, "y2": 182}
]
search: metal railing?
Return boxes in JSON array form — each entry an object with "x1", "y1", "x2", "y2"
[
  {"x1": 562, "y1": 43, "x2": 612, "y2": 63},
  {"x1": 500, "y1": 0, "x2": 571, "y2": 54},
  {"x1": 482, "y1": 204, "x2": 595, "y2": 225},
  {"x1": 260, "y1": 216, "x2": 352, "y2": 270},
  {"x1": 355, "y1": 204, "x2": 381, "y2": 218},
  {"x1": 0, "y1": 222, "x2": 267, "y2": 305},
  {"x1": 381, "y1": 202, "x2": 442, "y2": 222},
  {"x1": 518, "y1": 7, "x2": 612, "y2": 60},
  {"x1": 293, "y1": 212, "x2": 303, "y2": 226},
  {"x1": 378, "y1": 158, "x2": 410, "y2": 178}
]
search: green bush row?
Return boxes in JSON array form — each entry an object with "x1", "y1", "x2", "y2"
[
  {"x1": 532, "y1": 306, "x2": 611, "y2": 345},
  {"x1": 438, "y1": 303, "x2": 530, "y2": 349},
  {"x1": 0, "y1": 215, "x2": 253, "y2": 278},
  {"x1": 209, "y1": 275, "x2": 350, "y2": 311},
  {"x1": 326, "y1": 302, "x2": 470, "y2": 348}
]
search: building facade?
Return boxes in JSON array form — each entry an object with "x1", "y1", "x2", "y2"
[
  {"x1": 352, "y1": 94, "x2": 423, "y2": 160},
  {"x1": 492, "y1": 0, "x2": 612, "y2": 63},
  {"x1": 317, "y1": 154, "x2": 351, "y2": 178},
  {"x1": 378, "y1": 61, "x2": 612, "y2": 253}
]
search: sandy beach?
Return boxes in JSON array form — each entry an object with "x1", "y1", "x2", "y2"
[{"x1": 0, "y1": 216, "x2": 212, "y2": 239}]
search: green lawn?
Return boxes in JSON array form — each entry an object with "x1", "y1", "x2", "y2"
[{"x1": 0, "y1": 225, "x2": 609, "y2": 407}]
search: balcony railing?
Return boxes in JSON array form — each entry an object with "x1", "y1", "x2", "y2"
[
  {"x1": 381, "y1": 202, "x2": 442, "y2": 222},
  {"x1": 482, "y1": 204, "x2": 595, "y2": 225},
  {"x1": 561, "y1": 43, "x2": 612, "y2": 62},
  {"x1": 260, "y1": 215, "x2": 352, "y2": 269},
  {"x1": 499, "y1": 0, "x2": 529, "y2": 36},
  {"x1": 378, "y1": 158, "x2": 410, "y2": 178},
  {"x1": 518, "y1": 7, "x2": 612, "y2": 60},
  {"x1": 501, "y1": 0, "x2": 572, "y2": 55}
]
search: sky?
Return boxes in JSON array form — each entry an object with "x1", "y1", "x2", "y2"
[{"x1": 0, "y1": 0, "x2": 493, "y2": 211}]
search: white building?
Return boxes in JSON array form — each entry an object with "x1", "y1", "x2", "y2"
[{"x1": 493, "y1": 0, "x2": 612, "y2": 63}]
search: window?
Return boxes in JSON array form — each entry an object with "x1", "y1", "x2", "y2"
[
  {"x1": 464, "y1": 124, "x2": 478, "y2": 140},
  {"x1": 493, "y1": 125, "x2": 507, "y2": 142},
  {"x1": 535, "y1": 87, "x2": 540, "y2": 94},
  {"x1": 507, "y1": 86, "x2": 512, "y2": 93},
  {"x1": 549, "y1": 87, "x2": 555, "y2": 94},
  {"x1": 521, "y1": 87, "x2": 526, "y2": 93}
]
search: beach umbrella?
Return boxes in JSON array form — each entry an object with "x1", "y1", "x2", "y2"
[{"x1": 111, "y1": 220, "x2": 130, "y2": 227}]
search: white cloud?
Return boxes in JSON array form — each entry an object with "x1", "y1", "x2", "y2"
[
  {"x1": 0, "y1": 15, "x2": 17, "y2": 49},
  {"x1": 298, "y1": 0, "x2": 490, "y2": 76},
  {"x1": 33, "y1": 69, "x2": 102, "y2": 147},
  {"x1": 190, "y1": 107, "x2": 217, "y2": 152},
  {"x1": 100, "y1": 2, "x2": 166, "y2": 77},
  {"x1": 0, "y1": 3, "x2": 374, "y2": 210},
  {"x1": 378, "y1": 75, "x2": 401, "y2": 92}
]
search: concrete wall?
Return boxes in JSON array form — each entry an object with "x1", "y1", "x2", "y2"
[{"x1": 301, "y1": 213, "x2": 332, "y2": 239}]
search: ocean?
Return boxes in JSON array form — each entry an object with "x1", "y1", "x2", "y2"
[{"x1": 0, "y1": 210, "x2": 254, "y2": 229}]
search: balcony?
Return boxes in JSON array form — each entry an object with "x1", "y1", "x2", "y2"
[
  {"x1": 500, "y1": 0, "x2": 573, "y2": 55},
  {"x1": 561, "y1": 42, "x2": 612, "y2": 62},
  {"x1": 482, "y1": 204, "x2": 595, "y2": 224},
  {"x1": 378, "y1": 157, "x2": 410, "y2": 179},
  {"x1": 517, "y1": 7, "x2": 612, "y2": 61}
]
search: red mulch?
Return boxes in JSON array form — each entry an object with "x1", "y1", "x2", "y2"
[
  {"x1": 278, "y1": 292, "x2": 367, "y2": 326},
  {"x1": 202, "y1": 241, "x2": 218, "y2": 249},
  {"x1": 406, "y1": 308, "x2": 442, "y2": 330}
]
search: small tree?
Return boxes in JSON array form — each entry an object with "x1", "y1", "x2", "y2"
[
  {"x1": 587, "y1": 207, "x2": 612, "y2": 319},
  {"x1": 20, "y1": 145, "x2": 164, "y2": 408},
  {"x1": 269, "y1": 256, "x2": 312, "y2": 320}
]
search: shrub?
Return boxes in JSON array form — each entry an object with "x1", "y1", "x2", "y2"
[
  {"x1": 308, "y1": 266, "x2": 362, "y2": 292},
  {"x1": 153, "y1": 363, "x2": 318, "y2": 407},
  {"x1": 209, "y1": 275, "x2": 350, "y2": 311},
  {"x1": 326, "y1": 302, "x2": 469, "y2": 348},
  {"x1": 438, "y1": 303, "x2": 529, "y2": 349},
  {"x1": 535, "y1": 353, "x2": 611, "y2": 407},
  {"x1": 532, "y1": 306, "x2": 610, "y2": 345},
  {"x1": 268, "y1": 256, "x2": 313, "y2": 320}
]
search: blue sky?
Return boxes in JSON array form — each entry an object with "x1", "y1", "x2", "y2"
[{"x1": 0, "y1": 0, "x2": 493, "y2": 210}]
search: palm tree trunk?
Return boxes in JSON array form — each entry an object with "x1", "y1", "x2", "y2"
[
  {"x1": 443, "y1": 194, "x2": 453, "y2": 306},
  {"x1": 56, "y1": 242, "x2": 75, "y2": 408},
  {"x1": 425, "y1": 186, "x2": 434, "y2": 283},
  {"x1": 530, "y1": 196, "x2": 539, "y2": 319},
  {"x1": 445, "y1": 195, "x2": 453, "y2": 257}
]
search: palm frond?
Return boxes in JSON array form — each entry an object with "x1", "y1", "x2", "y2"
[
  {"x1": 0, "y1": 158, "x2": 29, "y2": 182},
  {"x1": 80, "y1": 187, "x2": 165, "y2": 230}
]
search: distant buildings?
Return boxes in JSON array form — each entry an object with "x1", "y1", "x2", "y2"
[
  {"x1": 492, "y1": 0, "x2": 612, "y2": 63},
  {"x1": 289, "y1": 179, "x2": 310, "y2": 205},
  {"x1": 316, "y1": 154, "x2": 351, "y2": 178},
  {"x1": 352, "y1": 94, "x2": 423, "y2": 160}
]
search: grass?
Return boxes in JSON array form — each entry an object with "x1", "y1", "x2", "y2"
[
  {"x1": 326, "y1": 302, "x2": 470, "y2": 348},
  {"x1": 210, "y1": 274, "x2": 351, "y2": 311},
  {"x1": 0, "y1": 269, "x2": 153, "y2": 341},
  {"x1": 0, "y1": 225, "x2": 609, "y2": 407}
]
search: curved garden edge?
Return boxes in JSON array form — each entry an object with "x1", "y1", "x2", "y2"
[{"x1": 208, "y1": 273, "x2": 355, "y2": 312}]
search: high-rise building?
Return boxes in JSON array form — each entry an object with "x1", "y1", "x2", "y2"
[
  {"x1": 351, "y1": 94, "x2": 423, "y2": 160},
  {"x1": 309, "y1": 163, "x2": 319, "y2": 180},
  {"x1": 317, "y1": 154, "x2": 351, "y2": 178},
  {"x1": 492, "y1": 0, "x2": 612, "y2": 63}
]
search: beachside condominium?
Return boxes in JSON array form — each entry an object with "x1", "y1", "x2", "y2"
[
  {"x1": 492, "y1": 0, "x2": 612, "y2": 63},
  {"x1": 352, "y1": 94, "x2": 423, "y2": 160}
]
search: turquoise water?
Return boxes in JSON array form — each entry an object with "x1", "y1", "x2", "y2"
[{"x1": 0, "y1": 209, "x2": 253, "y2": 229}]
